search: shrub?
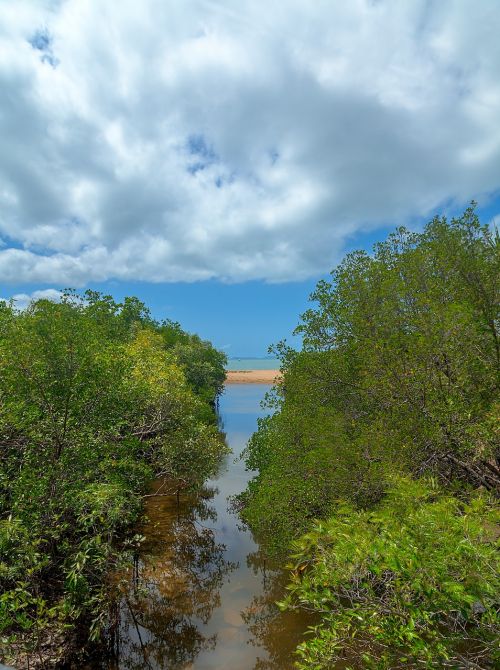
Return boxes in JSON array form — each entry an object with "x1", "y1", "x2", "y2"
[{"x1": 281, "y1": 478, "x2": 500, "y2": 669}]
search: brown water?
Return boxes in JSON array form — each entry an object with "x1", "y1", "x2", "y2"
[{"x1": 104, "y1": 384, "x2": 313, "y2": 670}]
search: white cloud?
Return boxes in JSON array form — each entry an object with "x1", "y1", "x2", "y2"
[
  {"x1": 0, "y1": 0, "x2": 499, "y2": 285},
  {"x1": 8, "y1": 288, "x2": 63, "y2": 310}
]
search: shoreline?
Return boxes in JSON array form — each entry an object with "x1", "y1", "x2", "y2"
[{"x1": 225, "y1": 369, "x2": 281, "y2": 384}]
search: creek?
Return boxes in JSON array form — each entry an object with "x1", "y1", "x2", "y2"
[{"x1": 103, "y1": 383, "x2": 312, "y2": 670}]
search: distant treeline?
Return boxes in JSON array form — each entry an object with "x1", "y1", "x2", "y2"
[
  {"x1": 0, "y1": 291, "x2": 227, "y2": 667},
  {"x1": 241, "y1": 205, "x2": 499, "y2": 668}
]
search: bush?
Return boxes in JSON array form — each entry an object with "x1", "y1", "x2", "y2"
[{"x1": 281, "y1": 478, "x2": 500, "y2": 669}]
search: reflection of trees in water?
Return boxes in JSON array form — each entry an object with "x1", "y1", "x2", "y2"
[
  {"x1": 106, "y1": 485, "x2": 236, "y2": 670},
  {"x1": 109, "y1": 596, "x2": 217, "y2": 670},
  {"x1": 242, "y1": 549, "x2": 317, "y2": 670}
]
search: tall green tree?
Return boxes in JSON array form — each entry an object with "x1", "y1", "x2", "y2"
[
  {"x1": 0, "y1": 292, "x2": 227, "y2": 666},
  {"x1": 243, "y1": 206, "x2": 499, "y2": 549},
  {"x1": 241, "y1": 205, "x2": 500, "y2": 668}
]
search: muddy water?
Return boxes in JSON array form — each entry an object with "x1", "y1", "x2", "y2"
[{"x1": 106, "y1": 384, "x2": 313, "y2": 670}]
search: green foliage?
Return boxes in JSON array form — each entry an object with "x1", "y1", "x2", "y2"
[
  {"x1": 281, "y1": 478, "x2": 500, "y2": 669},
  {"x1": 241, "y1": 205, "x2": 500, "y2": 667},
  {"x1": 158, "y1": 321, "x2": 227, "y2": 406},
  {"x1": 0, "y1": 291, "x2": 227, "y2": 664},
  {"x1": 241, "y1": 374, "x2": 390, "y2": 551},
  {"x1": 242, "y1": 205, "x2": 500, "y2": 552},
  {"x1": 295, "y1": 205, "x2": 499, "y2": 482}
]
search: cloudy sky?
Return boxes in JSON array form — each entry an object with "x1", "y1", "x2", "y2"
[{"x1": 1, "y1": 0, "x2": 500, "y2": 354}]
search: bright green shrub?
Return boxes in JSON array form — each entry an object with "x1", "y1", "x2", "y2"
[{"x1": 281, "y1": 478, "x2": 500, "y2": 669}]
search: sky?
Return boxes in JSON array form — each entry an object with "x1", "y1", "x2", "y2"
[{"x1": 1, "y1": 0, "x2": 500, "y2": 355}]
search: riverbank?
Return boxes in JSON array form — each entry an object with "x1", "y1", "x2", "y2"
[{"x1": 225, "y1": 369, "x2": 281, "y2": 384}]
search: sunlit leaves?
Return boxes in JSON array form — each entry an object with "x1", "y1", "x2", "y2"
[{"x1": 286, "y1": 479, "x2": 500, "y2": 669}]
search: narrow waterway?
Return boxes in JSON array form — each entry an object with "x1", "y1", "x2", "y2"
[{"x1": 105, "y1": 383, "x2": 312, "y2": 670}]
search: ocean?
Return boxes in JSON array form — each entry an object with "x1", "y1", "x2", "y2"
[{"x1": 226, "y1": 357, "x2": 280, "y2": 371}]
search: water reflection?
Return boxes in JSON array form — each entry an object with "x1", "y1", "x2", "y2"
[
  {"x1": 108, "y1": 487, "x2": 236, "y2": 669},
  {"x1": 241, "y1": 549, "x2": 317, "y2": 670},
  {"x1": 103, "y1": 384, "x2": 311, "y2": 670}
]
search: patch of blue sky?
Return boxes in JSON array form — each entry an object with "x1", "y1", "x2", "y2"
[
  {"x1": 187, "y1": 161, "x2": 208, "y2": 175},
  {"x1": 186, "y1": 133, "x2": 219, "y2": 176},
  {"x1": 187, "y1": 134, "x2": 218, "y2": 161},
  {"x1": 0, "y1": 234, "x2": 28, "y2": 251},
  {"x1": 269, "y1": 149, "x2": 279, "y2": 165},
  {"x1": 28, "y1": 28, "x2": 59, "y2": 67},
  {"x1": 215, "y1": 171, "x2": 237, "y2": 188},
  {"x1": 478, "y1": 190, "x2": 500, "y2": 226},
  {"x1": 29, "y1": 29, "x2": 51, "y2": 51}
]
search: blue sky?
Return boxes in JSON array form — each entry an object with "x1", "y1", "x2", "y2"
[{"x1": 1, "y1": 1, "x2": 500, "y2": 355}]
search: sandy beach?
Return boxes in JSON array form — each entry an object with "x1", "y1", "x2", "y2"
[{"x1": 225, "y1": 369, "x2": 281, "y2": 384}]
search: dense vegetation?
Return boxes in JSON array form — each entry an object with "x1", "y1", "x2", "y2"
[
  {"x1": 0, "y1": 291, "x2": 227, "y2": 667},
  {"x1": 242, "y1": 206, "x2": 500, "y2": 668}
]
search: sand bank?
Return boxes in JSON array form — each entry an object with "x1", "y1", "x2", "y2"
[{"x1": 225, "y1": 369, "x2": 281, "y2": 384}]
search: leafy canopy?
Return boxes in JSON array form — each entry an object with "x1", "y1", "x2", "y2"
[{"x1": 0, "y1": 290, "x2": 227, "y2": 665}]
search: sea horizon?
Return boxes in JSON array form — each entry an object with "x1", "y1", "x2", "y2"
[{"x1": 226, "y1": 357, "x2": 280, "y2": 371}]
